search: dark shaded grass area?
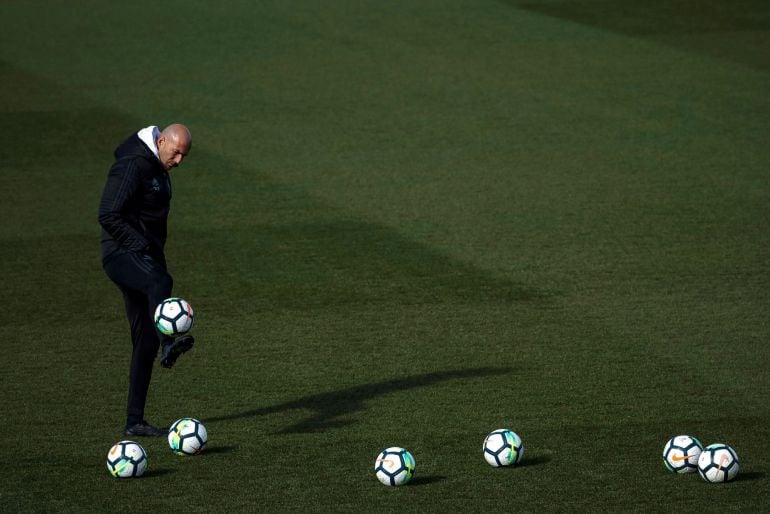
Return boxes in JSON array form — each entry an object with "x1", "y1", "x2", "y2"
[
  {"x1": 517, "y1": 0, "x2": 770, "y2": 71},
  {"x1": 1, "y1": 0, "x2": 769, "y2": 512}
]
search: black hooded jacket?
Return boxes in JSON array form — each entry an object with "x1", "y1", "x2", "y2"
[{"x1": 98, "y1": 131, "x2": 172, "y2": 264}]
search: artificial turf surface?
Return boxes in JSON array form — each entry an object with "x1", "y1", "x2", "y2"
[{"x1": 1, "y1": 0, "x2": 768, "y2": 511}]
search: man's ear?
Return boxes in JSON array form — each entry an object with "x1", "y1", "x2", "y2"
[{"x1": 156, "y1": 135, "x2": 166, "y2": 148}]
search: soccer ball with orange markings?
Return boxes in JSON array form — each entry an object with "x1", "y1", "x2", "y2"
[
  {"x1": 663, "y1": 435, "x2": 702, "y2": 473},
  {"x1": 154, "y1": 297, "x2": 194, "y2": 336},
  {"x1": 697, "y1": 443, "x2": 739, "y2": 483},
  {"x1": 374, "y1": 447, "x2": 415, "y2": 486},
  {"x1": 106, "y1": 440, "x2": 148, "y2": 478}
]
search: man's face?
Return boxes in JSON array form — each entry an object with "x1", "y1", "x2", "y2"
[{"x1": 157, "y1": 135, "x2": 191, "y2": 171}]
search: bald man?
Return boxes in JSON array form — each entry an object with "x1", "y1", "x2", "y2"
[{"x1": 99, "y1": 123, "x2": 194, "y2": 437}]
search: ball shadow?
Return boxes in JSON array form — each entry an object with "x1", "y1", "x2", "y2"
[
  {"x1": 142, "y1": 468, "x2": 176, "y2": 478},
  {"x1": 517, "y1": 454, "x2": 551, "y2": 468},
  {"x1": 409, "y1": 475, "x2": 447, "y2": 486},
  {"x1": 735, "y1": 471, "x2": 765, "y2": 482},
  {"x1": 202, "y1": 445, "x2": 239, "y2": 455}
]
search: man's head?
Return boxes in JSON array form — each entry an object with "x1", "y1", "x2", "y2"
[{"x1": 156, "y1": 124, "x2": 192, "y2": 170}]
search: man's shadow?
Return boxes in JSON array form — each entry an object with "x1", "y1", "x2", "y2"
[{"x1": 207, "y1": 367, "x2": 513, "y2": 434}]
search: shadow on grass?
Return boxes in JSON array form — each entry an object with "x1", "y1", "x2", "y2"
[
  {"x1": 513, "y1": 0, "x2": 770, "y2": 71},
  {"x1": 1, "y1": 63, "x2": 557, "y2": 331},
  {"x1": 182, "y1": 219, "x2": 554, "y2": 315},
  {"x1": 735, "y1": 471, "x2": 765, "y2": 482},
  {"x1": 517, "y1": 454, "x2": 551, "y2": 468},
  {"x1": 0, "y1": 60, "x2": 554, "y2": 327},
  {"x1": 207, "y1": 367, "x2": 513, "y2": 434},
  {"x1": 409, "y1": 475, "x2": 447, "y2": 486},
  {"x1": 142, "y1": 468, "x2": 176, "y2": 478},
  {"x1": 202, "y1": 445, "x2": 239, "y2": 455},
  {"x1": 199, "y1": 445, "x2": 238, "y2": 456}
]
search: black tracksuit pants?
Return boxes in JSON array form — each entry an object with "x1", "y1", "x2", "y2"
[{"x1": 103, "y1": 251, "x2": 173, "y2": 428}]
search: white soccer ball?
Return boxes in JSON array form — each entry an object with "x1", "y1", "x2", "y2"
[
  {"x1": 168, "y1": 417, "x2": 208, "y2": 456},
  {"x1": 154, "y1": 297, "x2": 194, "y2": 336},
  {"x1": 374, "y1": 447, "x2": 415, "y2": 486},
  {"x1": 483, "y1": 429, "x2": 524, "y2": 467},
  {"x1": 662, "y1": 435, "x2": 702, "y2": 473},
  {"x1": 697, "y1": 443, "x2": 739, "y2": 483},
  {"x1": 106, "y1": 440, "x2": 148, "y2": 478}
]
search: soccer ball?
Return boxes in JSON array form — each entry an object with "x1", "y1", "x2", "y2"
[
  {"x1": 106, "y1": 440, "x2": 148, "y2": 478},
  {"x1": 697, "y1": 443, "x2": 739, "y2": 483},
  {"x1": 662, "y1": 435, "x2": 702, "y2": 473},
  {"x1": 154, "y1": 297, "x2": 194, "y2": 336},
  {"x1": 168, "y1": 417, "x2": 208, "y2": 456},
  {"x1": 374, "y1": 447, "x2": 415, "y2": 486},
  {"x1": 483, "y1": 429, "x2": 524, "y2": 467}
]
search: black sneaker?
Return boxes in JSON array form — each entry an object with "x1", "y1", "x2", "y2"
[
  {"x1": 160, "y1": 335, "x2": 195, "y2": 369},
  {"x1": 124, "y1": 420, "x2": 166, "y2": 437}
]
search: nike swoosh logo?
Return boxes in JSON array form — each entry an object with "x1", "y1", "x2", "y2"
[
  {"x1": 671, "y1": 454, "x2": 691, "y2": 462},
  {"x1": 717, "y1": 455, "x2": 729, "y2": 471}
]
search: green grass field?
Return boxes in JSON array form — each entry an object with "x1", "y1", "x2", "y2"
[{"x1": 1, "y1": 0, "x2": 768, "y2": 511}]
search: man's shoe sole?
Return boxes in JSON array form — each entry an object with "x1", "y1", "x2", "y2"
[
  {"x1": 160, "y1": 336, "x2": 195, "y2": 369},
  {"x1": 124, "y1": 425, "x2": 166, "y2": 437}
]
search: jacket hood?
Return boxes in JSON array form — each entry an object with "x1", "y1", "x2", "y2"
[{"x1": 113, "y1": 126, "x2": 160, "y2": 161}]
